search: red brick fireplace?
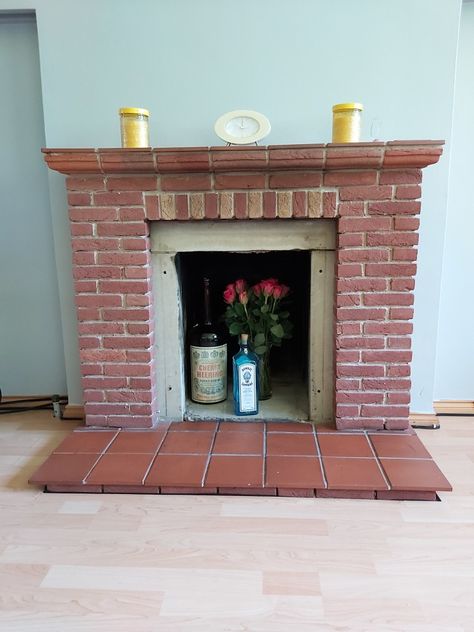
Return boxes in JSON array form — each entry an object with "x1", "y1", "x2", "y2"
[{"x1": 43, "y1": 141, "x2": 443, "y2": 432}]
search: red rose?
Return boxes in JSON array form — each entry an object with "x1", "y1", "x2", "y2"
[
  {"x1": 273, "y1": 285, "x2": 283, "y2": 299},
  {"x1": 279, "y1": 284, "x2": 289, "y2": 298},
  {"x1": 261, "y1": 279, "x2": 277, "y2": 297},
  {"x1": 223, "y1": 284, "x2": 236, "y2": 304},
  {"x1": 252, "y1": 283, "x2": 262, "y2": 297},
  {"x1": 239, "y1": 290, "x2": 248, "y2": 305},
  {"x1": 235, "y1": 279, "x2": 247, "y2": 294}
]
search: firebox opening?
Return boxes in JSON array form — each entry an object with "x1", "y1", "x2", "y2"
[
  {"x1": 151, "y1": 219, "x2": 335, "y2": 424},
  {"x1": 177, "y1": 250, "x2": 311, "y2": 421}
]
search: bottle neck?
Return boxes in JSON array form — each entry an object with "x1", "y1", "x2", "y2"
[
  {"x1": 240, "y1": 338, "x2": 249, "y2": 353},
  {"x1": 203, "y1": 277, "x2": 212, "y2": 326}
]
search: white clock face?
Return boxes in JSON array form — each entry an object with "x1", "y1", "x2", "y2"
[
  {"x1": 214, "y1": 110, "x2": 271, "y2": 145},
  {"x1": 225, "y1": 116, "x2": 260, "y2": 139}
]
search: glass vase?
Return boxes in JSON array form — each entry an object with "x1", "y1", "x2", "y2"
[{"x1": 258, "y1": 351, "x2": 272, "y2": 400}]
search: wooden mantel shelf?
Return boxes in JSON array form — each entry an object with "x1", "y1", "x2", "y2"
[{"x1": 42, "y1": 141, "x2": 444, "y2": 175}]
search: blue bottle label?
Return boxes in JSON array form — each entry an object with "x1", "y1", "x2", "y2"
[{"x1": 237, "y1": 363, "x2": 257, "y2": 412}]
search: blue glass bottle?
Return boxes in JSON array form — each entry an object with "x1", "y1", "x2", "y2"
[{"x1": 233, "y1": 333, "x2": 259, "y2": 416}]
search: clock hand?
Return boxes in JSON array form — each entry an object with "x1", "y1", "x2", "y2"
[{"x1": 240, "y1": 118, "x2": 245, "y2": 128}]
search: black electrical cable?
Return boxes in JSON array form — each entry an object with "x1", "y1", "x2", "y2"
[
  {"x1": 0, "y1": 392, "x2": 68, "y2": 416},
  {"x1": 0, "y1": 396, "x2": 67, "y2": 406}
]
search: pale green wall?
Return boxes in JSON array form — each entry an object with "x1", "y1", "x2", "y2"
[
  {"x1": 0, "y1": 0, "x2": 464, "y2": 411},
  {"x1": 435, "y1": 1, "x2": 474, "y2": 401},
  {"x1": 0, "y1": 13, "x2": 66, "y2": 395}
]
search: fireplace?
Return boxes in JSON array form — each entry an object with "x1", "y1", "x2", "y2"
[{"x1": 43, "y1": 141, "x2": 443, "y2": 431}]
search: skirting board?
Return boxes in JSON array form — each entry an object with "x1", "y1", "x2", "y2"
[
  {"x1": 408, "y1": 413, "x2": 440, "y2": 429},
  {"x1": 61, "y1": 407, "x2": 465, "y2": 425},
  {"x1": 8, "y1": 399, "x2": 472, "y2": 422},
  {"x1": 433, "y1": 400, "x2": 474, "y2": 416},
  {"x1": 61, "y1": 405, "x2": 85, "y2": 420}
]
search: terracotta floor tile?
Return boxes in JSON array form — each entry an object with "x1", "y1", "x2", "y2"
[
  {"x1": 266, "y1": 433, "x2": 318, "y2": 456},
  {"x1": 205, "y1": 456, "x2": 264, "y2": 487},
  {"x1": 317, "y1": 489, "x2": 376, "y2": 499},
  {"x1": 380, "y1": 458, "x2": 452, "y2": 492},
  {"x1": 103, "y1": 485, "x2": 160, "y2": 494},
  {"x1": 86, "y1": 453, "x2": 155, "y2": 485},
  {"x1": 266, "y1": 422, "x2": 314, "y2": 433},
  {"x1": 213, "y1": 431, "x2": 263, "y2": 455},
  {"x1": 168, "y1": 421, "x2": 217, "y2": 432},
  {"x1": 107, "y1": 430, "x2": 166, "y2": 453},
  {"x1": 278, "y1": 488, "x2": 315, "y2": 498},
  {"x1": 145, "y1": 454, "x2": 208, "y2": 487},
  {"x1": 318, "y1": 433, "x2": 373, "y2": 457},
  {"x1": 29, "y1": 453, "x2": 100, "y2": 485},
  {"x1": 159, "y1": 430, "x2": 214, "y2": 454},
  {"x1": 265, "y1": 456, "x2": 325, "y2": 488},
  {"x1": 370, "y1": 434, "x2": 432, "y2": 459},
  {"x1": 323, "y1": 457, "x2": 388, "y2": 490},
  {"x1": 53, "y1": 430, "x2": 118, "y2": 454},
  {"x1": 217, "y1": 421, "x2": 264, "y2": 433},
  {"x1": 160, "y1": 486, "x2": 217, "y2": 495},
  {"x1": 46, "y1": 484, "x2": 102, "y2": 493},
  {"x1": 219, "y1": 487, "x2": 277, "y2": 496}
]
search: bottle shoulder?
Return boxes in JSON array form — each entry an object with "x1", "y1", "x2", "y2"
[
  {"x1": 190, "y1": 323, "x2": 226, "y2": 347},
  {"x1": 233, "y1": 348, "x2": 258, "y2": 364}
]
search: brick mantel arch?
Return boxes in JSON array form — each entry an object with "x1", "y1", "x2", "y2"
[{"x1": 43, "y1": 141, "x2": 443, "y2": 431}]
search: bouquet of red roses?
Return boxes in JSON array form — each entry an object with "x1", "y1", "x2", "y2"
[{"x1": 222, "y1": 278, "x2": 293, "y2": 356}]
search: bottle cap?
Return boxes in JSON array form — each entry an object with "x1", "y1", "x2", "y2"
[
  {"x1": 119, "y1": 107, "x2": 150, "y2": 117},
  {"x1": 240, "y1": 333, "x2": 248, "y2": 343},
  {"x1": 332, "y1": 102, "x2": 364, "y2": 112}
]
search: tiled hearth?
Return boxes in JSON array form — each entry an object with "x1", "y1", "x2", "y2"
[{"x1": 29, "y1": 421, "x2": 451, "y2": 500}]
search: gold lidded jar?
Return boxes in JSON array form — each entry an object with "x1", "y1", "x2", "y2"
[
  {"x1": 332, "y1": 102, "x2": 363, "y2": 143},
  {"x1": 119, "y1": 107, "x2": 150, "y2": 148}
]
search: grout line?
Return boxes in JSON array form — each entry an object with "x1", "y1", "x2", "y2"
[
  {"x1": 81, "y1": 453, "x2": 106, "y2": 484},
  {"x1": 366, "y1": 431, "x2": 391, "y2": 490},
  {"x1": 262, "y1": 422, "x2": 267, "y2": 487},
  {"x1": 313, "y1": 427, "x2": 328, "y2": 489},
  {"x1": 167, "y1": 429, "x2": 219, "y2": 433},
  {"x1": 376, "y1": 456, "x2": 433, "y2": 461},
  {"x1": 317, "y1": 455, "x2": 380, "y2": 460},
  {"x1": 152, "y1": 451, "x2": 263, "y2": 456},
  {"x1": 201, "y1": 423, "x2": 219, "y2": 487},
  {"x1": 101, "y1": 430, "x2": 121, "y2": 454},
  {"x1": 141, "y1": 428, "x2": 169, "y2": 484}
]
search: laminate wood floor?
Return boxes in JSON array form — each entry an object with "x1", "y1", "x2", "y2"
[{"x1": 1, "y1": 410, "x2": 473, "y2": 631}]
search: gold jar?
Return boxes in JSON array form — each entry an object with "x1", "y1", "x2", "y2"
[
  {"x1": 332, "y1": 102, "x2": 363, "y2": 143},
  {"x1": 119, "y1": 107, "x2": 150, "y2": 148}
]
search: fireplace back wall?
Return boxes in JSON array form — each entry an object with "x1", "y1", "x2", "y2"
[
  {"x1": 43, "y1": 141, "x2": 443, "y2": 431},
  {"x1": 178, "y1": 249, "x2": 311, "y2": 377}
]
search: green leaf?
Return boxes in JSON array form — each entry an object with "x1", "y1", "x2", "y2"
[
  {"x1": 234, "y1": 303, "x2": 244, "y2": 316},
  {"x1": 254, "y1": 345, "x2": 268, "y2": 355},
  {"x1": 279, "y1": 311, "x2": 289, "y2": 319},
  {"x1": 229, "y1": 322, "x2": 242, "y2": 335},
  {"x1": 254, "y1": 333, "x2": 266, "y2": 346},
  {"x1": 270, "y1": 314, "x2": 279, "y2": 321},
  {"x1": 270, "y1": 324, "x2": 284, "y2": 338},
  {"x1": 260, "y1": 305, "x2": 269, "y2": 314}
]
